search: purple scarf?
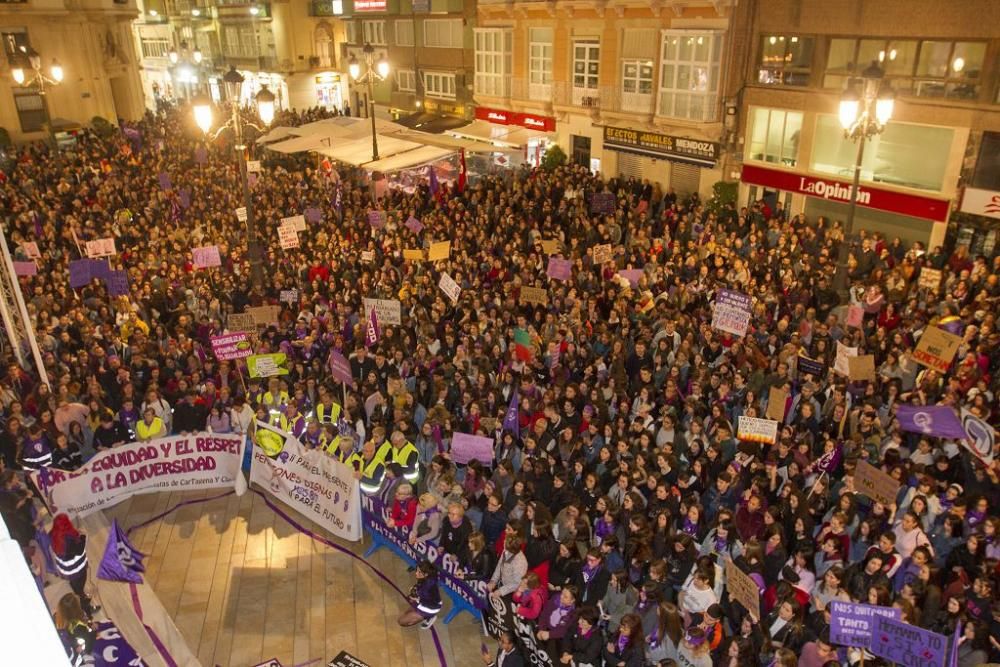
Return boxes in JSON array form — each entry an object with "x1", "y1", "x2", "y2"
[{"x1": 581, "y1": 562, "x2": 600, "y2": 584}]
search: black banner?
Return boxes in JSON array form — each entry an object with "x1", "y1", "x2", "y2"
[
  {"x1": 481, "y1": 594, "x2": 557, "y2": 667},
  {"x1": 603, "y1": 125, "x2": 719, "y2": 167}
]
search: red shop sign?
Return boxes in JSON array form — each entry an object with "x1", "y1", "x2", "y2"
[
  {"x1": 475, "y1": 106, "x2": 556, "y2": 132},
  {"x1": 741, "y1": 163, "x2": 950, "y2": 223}
]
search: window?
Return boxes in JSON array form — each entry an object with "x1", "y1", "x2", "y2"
[
  {"x1": 658, "y1": 30, "x2": 723, "y2": 122},
  {"x1": 13, "y1": 91, "x2": 46, "y2": 133},
  {"x1": 528, "y1": 27, "x2": 553, "y2": 97},
  {"x1": 474, "y1": 28, "x2": 512, "y2": 97},
  {"x1": 1, "y1": 29, "x2": 29, "y2": 66},
  {"x1": 572, "y1": 40, "x2": 600, "y2": 90},
  {"x1": 363, "y1": 20, "x2": 386, "y2": 46},
  {"x1": 622, "y1": 59, "x2": 653, "y2": 95},
  {"x1": 345, "y1": 21, "x2": 359, "y2": 44},
  {"x1": 757, "y1": 35, "x2": 813, "y2": 86},
  {"x1": 395, "y1": 19, "x2": 414, "y2": 47},
  {"x1": 971, "y1": 131, "x2": 1000, "y2": 190},
  {"x1": 396, "y1": 69, "x2": 416, "y2": 92},
  {"x1": 424, "y1": 71, "x2": 456, "y2": 99},
  {"x1": 824, "y1": 38, "x2": 983, "y2": 100},
  {"x1": 747, "y1": 108, "x2": 802, "y2": 166},
  {"x1": 140, "y1": 37, "x2": 170, "y2": 59},
  {"x1": 423, "y1": 19, "x2": 462, "y2": 49},
  {"x1": 811, "y1": 115, "x2": 954, "y2": 192}
]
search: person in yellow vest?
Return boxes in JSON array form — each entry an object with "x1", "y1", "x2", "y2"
[
  {"x1": 278, "y1": 401, "x2": 306, "y2": 438},
  {"x1": 136, "y1": 407, "x2": 166, "y2": 442},
  {"x1": 390, "y1": 430, "x2": 420, "y2": 484},
  {"x1": 263, "y1": 378, "x2": 289, "y2": 422},
  {"x1": 315, "y1": 397, "x2": 342, "y2": 426},
  {"x1": 349, "y1": 438, "x2": 386, "y2": 495},
  {"x1": 330, "y1": 427, "x2": 354, "y2": 462},
  {"x1": 370, "y1": 426, "x2": 394, "y2": 467}
]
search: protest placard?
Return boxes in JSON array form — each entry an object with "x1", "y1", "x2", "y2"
[
  {"x1": 328, "y1": 350, "x2": 354, "y2": 386},
  {"x1": 248, "y1": 353, "x2": 289, "y2": 378},
  {"x1": 766, "y1": 386, "x2": 788, "y2": 422},
  {"x1": 592, "y1": 244, "x2": 613, "y2": 264},
  {"x1": 278, "y1": 226, "x2": 299, "y2": 249},
  {"x1": 192, "y1": 245, "x2": 222, "y2": 269},
  {"x1": 450, "y1": 432, "x2": 495, "y2": 466},
  {"x1": 737, "y1": 416, "x2": 779, "y2": 445},
  {"x1": 725, "y1": 558, "x2": 760, "y2": 619},
  {"x1": 13, "y1": 261, "x2": 36, "y2": 277},
  {"x1": 540, "y1": 239, "x2": 560, "y2": 255},
  {"x1": 210, "y1": 332, "x2": 252, "y2": 361},
  {"x1": 870, "y1": 614, "x2": 946, "y2": 667},
  {"x1": 280, "y1": 289, "x2": 299, "y2": 305},
  {"x1": 405, "y1": 216, "x2": 423, "y2": 233},
  {"x1": 69, "y1": 259, "x2": 93, "y2": 288},
  {"x1": 618, "y1": 269, "x2": 644, "y2": 287},
  {"x1": 428, "y1": 240, "x2": 451, "y2": 261},
  {"x1": 546, "y1": 257, "x2": 572, "y2": 281},
  {"x1": 797, "y1": 354, "x2": 826, "y2": 378},
  {"x1": 227, "y1": 312, "x2": 254, "y2": 333},
  {"x1": 520, "y1": 286, "x2": 548, "y2": 306},
  {"x1": 846, "y1": 305, "x2": 865, "y2": 328},
  {"x1": 403, "y1": 248, "x2": 424, "y2": 261},
  {"x1": 834, "y1": 341, "x2": 858, "y2": 377},
  {"x1": 855, "y1": 460, "x2": 900, "y2": 506},
  {"x1": 85, "y1": 238, "x2": 117, "y2": 258},
  {"x1": 246, "y1": 160, "x2": 262, "y2": 173},
  {"x1": 363, "y1": 298, "x2": 402, "y2": 326},
  {"x1": 105, "y1": 271, "x2": 130, "y2": 297},
  {"x1": 918, "y1": 267, "x2": 942, "y2": 291},
  {"x1": 913, "y1": 326, "x2": 962, "y2": 373},
  {"x1": 249, "y1": 305, "x2": 280, "y2": 326},
  {"x1": 848, "y1": 354, "x2": 876, "y2": 382},
  {"x1": 236, "y1": 207, "x2": 248, "y2": 222},
  {"x1": 328, "y1": 651, "x2": 371, "y2": 667},
  {"x1": 961, "y1": 408, "x2": 995, "y2": 464},
  {"x1": 438, "y1": 273, "x2": 461, "y2": 304},
  {"x1": 367, "y1": 210, "x2": 385, "y2": 229},
  {"x1": 21, "y1": 242, "x2": 40, "y2": 259},
  {"x1": 829, "y1": 601, "x2": 901, "y2": 648},
  {"x1": 590, "y1": 192, "x2": 615, "y2": 215},
  {"x1": 281, "y1": 214, "x2": 307, "y2": 232},
  {"x1": 712, "y1": 289, "x2": 752, "y2": 337},
  {"x1": 304, "y1": 207, "x2": 323, "y2": 223},
  {"x1": 31, "y1": 433, "x2": 245, "y2": 518},
  {"x1": 361, "y1": 250, "x2": 375, "y2": 262}
]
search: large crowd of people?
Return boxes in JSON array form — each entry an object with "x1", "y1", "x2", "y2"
[{"x1": 0, "y1": 103, "x2": 998, "y2": 667}]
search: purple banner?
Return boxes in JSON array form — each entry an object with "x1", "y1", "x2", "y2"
[
  {"x1": 93, "y1": 620, "x2": 147, "y2": 666},
  {"x1": 546, "y1": 257, "x2": 572, "y2": 281},
  {"x1": 896, "y1": 405, "x2": 967, "y2": 440},
  {"x1": 451, "y1": 432, "x2": 494, "y2": 466},
  {"x1": 89, "y1": 258, "x2": 111, "y2": 281},
  {"x1": 192, "y1": 245, "x2": 222, "y2": 269},
  {"x1": 870, "y1": 614, "x2": 947, "y2": 667},
  {"x1": 158, "y1": 172, "x2": 171, "y2": 191},
  {"x1": 405, "y1": 216, "x2": 423, "y2": 233},
  {"x1": 105, "y1": 270, "x2": 130, "y2": 297},
  {"x1": 829, "y1": 601, "x2": 901, "y2": 648},
  {"x1": 617, "y1": 269, "x2": 644, "y2": 287},
  {"x1": 13, "y1": 261, "x2": 36, "y2": 276},
  {"x1": 368, "y1": 210, "x2": 385, "y2": 229},
  {"x1": 69, "y1": 259, "x2": 92, "y2": 288},
  {"x1": 304, "y1": 207, "x2": 323, "y2": 223},
  {"x1": 328, "y1": 349, "x2": 354, "y2": 386}
]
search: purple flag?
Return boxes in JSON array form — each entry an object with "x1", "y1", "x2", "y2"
[
  {"x1": 69, "y1": 259, "x2": 92, "y2": 288},
  {"x1": 814, "y1": 442, "x2": 842, "y2": 474},
  {"x1": 98, "y1": 519, "x2": 145, "y2": 583},
  {"x1": 949, "y1": 621, "x2": 962, "y2": 667},
  {"x1": 432, "y1": 423, "x2": 444, "y2": 453},
  {"x1": 502, "y1": 392, "x2": 519, "y2": 437},
  {"x1": 93, "y1": 621, "x2": 146, "y2": 666},
  {"x1": 364, "y1": 307, "x2": 380, "y2": 348},
  {"x1": 32, "y1": 211, "x2": 42, "y2": 238},
  {"x1": 896, "y1": 405, "x2": 967, "y2": 440},
  {"x1": 105, "y1": 270, "x2": 130, "y2": 297},
  {"x1": 427, "y1": 165, "x2": 439, "y2": 198},
  {"x1": 158, "y1": 172, "x2": 171, "y2": 191}
]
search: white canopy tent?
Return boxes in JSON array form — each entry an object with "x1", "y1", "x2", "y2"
[
  {"x1": 363, "y1": 145, "x2": 455, "y2": 173},
  {"x1": 258, "y1": 126, "x2": 298, "y2": 144},
  {"x1": 447, "y1": 119, "x2": 549, "y2": 149}
]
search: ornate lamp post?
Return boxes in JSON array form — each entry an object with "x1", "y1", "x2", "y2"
[{"x1": 348, "y1": 43, "x2": 390, "y2": 161}]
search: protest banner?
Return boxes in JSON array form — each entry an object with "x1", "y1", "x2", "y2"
[
  {"x1": 367, "y1": 210, "x2": 386, "y2": 229},
  {"x1": 919, "y1": 267, "x2": 943, "y2": 291},
  {"x1": 361, "y1": 494, "x2": 486, "y2": 622},
  {"x1": 246, "y1": 160, "x2": 262, "y2": 173},
  {"x1": 725, "y1": 558, "x2": 761, "y2": 619},
  {"x1": 616, "y1": 269, "x2": 643, "y2": 287},
  {"x1": 961, "y1": 408, "x2": 995, "y2": 464},
  {"x1": 280, "y1": 289, "x2": 299, "y2": 305},
  {"x1": 797, "y1": 354, "x2": 826, "y2": 378},
  {"x1": 21, "y1": 242, "x2": 41, "y2": 259},
  {"x1": 766, "y1": 386, "x2": 788, "y2": 422},
  {"x1": 896, "y1": 405, "x2": 967, "y2": 440},
  {"x1": 210, "y1": 332, "x2": 252, "y2": 361},
  {"x1": 834, "y1": 341, "x2": 858, "y2": 377},
  {"x1": 247, "y1": 353, "x2": 289, "y2": 378},
  {"x1": 737, "y1": 416, "x2": 778, "y2": 445},
  {"x1": 589, "y1": 192, "x2": 616, "y2": 215},
  {"x1": 249, "y1": 305, "x2": 281, "y2": 326},
  {"x1": 712, "y1": 289, "x2": 752, "y2": 337},
  {"x1": 31, "y1": 433, "x2": 246, "y2": 518},
  {"x1": 592, "y1": 243, "x2": 613, "y2": 264},
  {"x1": 362, "y1": 298, "x2": 402, "y2": 326},
  {"x1": 450, "y1": 432, "x2": 494, "y2": 466},
  {"x1": 92, "y1": 621, "x2": 145, "y2": 667},
  {"x1": 428, "y1": 240, "x2": 451, "y2": 261},
  {"x1": 304, "y1": 207, "x2": 323, "y2": 223},
  {"x1": 328, "y1": 350, "x2": 354, "y2": 386},
  {"x1": 848, "y1": 354, "x2": 876, "y2": 382},
  {"x1": 13, "y1": 261, "x2": 37, "y2": 277},
  {"x1": 85, "y1": 237, "x2": 117, "y2": 258},
  {"x1": 278, "y1": 225, "x2": 299, "y2": 249},
  {"x1": 846, "y1": 305, "x2": 864, "y2": 329},
  {"x1": 69, "y1": 259, "x2": 95, "y2": 288},
  {"x1": 482, "y1": 594, "x2": 556, "y2": 667},
  {"x1": 250, "y1": 422, "x2": 361, "y2": 541},
  {"x1": 913, "y1": 326, "x2": 962, "y2": 373},
  {"x1": 97, "y1": 519, "x2": 145, "y2": 584},
  {"x1": 519, "y1": 286, "x2": 548, "y2": 306},
  {"x1": 870, "y1": 614, "x2": 947, "y2": 667},
  {"x1": 405, "y1": 216, "x2": 423, "y2": 233},
  {"x1": 540, "y1": 239, "x2": 560, "y2": 255},
  {"x1": 360, "y1": 250, "x2": 375, "y2": 262},
  {"x1": 438, "y1": 272, "x2": 461, "y2": 304},
  {"x1": 236, "y1": 207, "x2": 248, "y2": 222},
  {"x1": 281, "y1": 214, "x2": 307, "y2": 232},
  {"x1": 192, "y1": 245, "x2": 222, "y2": 269},
  {"x1": 227, "y1": 312, "x2": 254, "y2": 333},
  {"x1": 829, "y1": 601, "x2": 901, "y2": 648},
  {"x1": 105, "y1": 271, "x2": 130, "y2": 297},
  {"x1": 855, "y1": 460, "x2": 900, "y2": 506},
  {"x1": 546, "y1": 257, "x2": 572, "y2": 281},
  {"x1": 402, "y1": 248, "x2": 424, "y2": 261}
]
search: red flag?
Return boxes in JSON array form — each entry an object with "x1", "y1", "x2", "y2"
[{"x1": 457, "y1": 149, "x2": 467, "y2": 193}]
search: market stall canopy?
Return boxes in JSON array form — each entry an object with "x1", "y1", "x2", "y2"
[
  {"x1": 447, "y1": 120, "x2": 549, "y2": 149},
  {"x1": 315, "y1": 134, "x2": 427, "y2": 167},
  {"x1": 258, "y1": 126, "x2": 297, "y2": 144},
  {"x1": 363, "y1": 145, "x2": 456, "y2": 173},
  {"x1": 395, "y1": 112, "x2": 471, "y2": 134},
  {"x1": 266, "y1": 117, "x2": 411, "y2": 154}
]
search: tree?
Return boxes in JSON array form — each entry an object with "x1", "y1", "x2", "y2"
[{"x1": 540, "y1": 144, "x2": 567, "y2": 172}]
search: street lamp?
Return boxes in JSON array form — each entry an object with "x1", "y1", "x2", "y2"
[
  {"x1": 833, "y1": 60, "x2": 894, "y2": 298},
  {"x1": 10, "y1": 46, "x2": 63, "y2": 93},
  {"x1": 349, "y1": 43, "x2": 390, "y2": 161},
  {"x1": 192, "y1": 67, "x2": 277, "y2": 290},
  {"x1": 168, "y1": 41, "x2": 204, "y2": 99}
]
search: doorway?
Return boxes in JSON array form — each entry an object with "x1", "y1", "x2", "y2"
[{"x1": 571, "y1": 134, "x2": 591, "y2": 166}]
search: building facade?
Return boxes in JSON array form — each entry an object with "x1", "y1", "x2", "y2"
[
  {"x1": 472, "y1": 0, "x2": 747, "y2": 195},
  {"x1": 1, "y1": 0, "x2": 145, "y2": 143},
  {"x1": 735, "y1": 0, "x2": 1000, "y2": 250}
]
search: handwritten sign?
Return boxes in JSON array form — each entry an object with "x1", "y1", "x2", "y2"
[
  {"x1": 281, "y1": 214, "x2": 307, "y2": 232},
  {"x1": 363, "y1": 298, "x2": 402, "y2": 326},
  {"x1": 13, "y1": 261, "x2": 36, "y2": 276},
  {"x1": 246, "y1": 160, "x2": 262, "y2": 173},
  {"x1": 192, "y1": 245, "x2": 221, "y2": 269},
  {"x1": 766, "y1": 386, "x2": 788, "y2": 422},
  {"x1": 592, "y1": 244, "x2": 613, "y2": 264},
  {"x1": 855, "y1": 460, "x2": 900, "y2": 506},
  {"x1": 85, "y1": 238, "x2": 117, "y2": 258},
  {"x1": 918, "y1": 267, "x2": 942, "y2": 291},
  {"x1": 450, "y1": 432, "x2": 495, "y2": 466},
  {"x1": 546, "y1": 257, "x2": 572, "y2": 281},
  {"x1": 913, "y1": 326, "x2": 962, "y2": 373},
  {"x1": 248, "y1": 305, "x2": 281, "y2": 327},
  {"x1": 712, "y1": 289, "x2": 752, "y2": 337},
  {"x1": 403, "y1": 248, "x2": 424, "y2": 261},
  {"x1": 278, "y1": 226, "x2": 299, "y2": 249},
  {"x1": 848, "y1": 354, "x2": 876, "y2": 382},
  {"x1": 830, "y1": 601, "x2": 901, "y2": 648},
  {"x1": 236, "y1": 207, "x2": 248, "y2": 222},
  {"x1": 21, "y1": 242, "x2": 40, "y2": 259},
  {"x1": 367, "y1": 210, "x2": 386, "y2": 229},
  {"x1": 105, "y1": 271, "x2": 130, "y2": 297},
  {"x1": 428, "y1": 241, "x2": 451, "y2": 262},
  {"x1": 405, "y1": 216, "x2": 423, "y2": 233},
  {"x1": 227, "y1": 312, "x2": 254, "y2": 333},
  {"x1": 279, "y1": 289, "x2": 299, "y2": 305},
  {"x1": 725, "y1": 558, "x2": 760, "y2": 619},
  {"x1": 540, "y1": 239, "x2": 560, "y2": 255},
  {"x1": 834, "y1": 341, "x2": 858, "y2": 377},
  {"x1": 520, "y1": 286, "x2": 548, "y2": 306},
  {"x1": 737, "y1": 416, "x2": 778, "y2": 445},
  {"x1": 869, "y1": 615, "x2": 946, "y2": 667},
  {"x1": 438, "y1": 273, "x2": 461, "y2": 305}
]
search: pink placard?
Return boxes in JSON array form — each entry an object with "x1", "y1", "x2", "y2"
[
  {"x1": 846, "y1": 305, "x2": 864, "y2": 328},
  {"x1": 450, "y1": 432, "x2": 495, "y2": 466},
  {"x1": 546, "y1": 257, "x2": 572, "y2": 281},
  {"x1": 13, "y1": 261, "x2": 37, "y2": 276},
  {"x1": 192, "y1": 245, "x2": 222, "y2": 269}
]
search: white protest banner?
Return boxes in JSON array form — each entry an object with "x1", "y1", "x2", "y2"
[
  {"x1": 363, "y1": 298, "x2": 402, "y2": 326},
  {"x1": 85, "y1": 237, "x2": 117, "y2": 258},
  {"x1": 834, "y1": 341, "x2": 858, "y2": 377},
  {"x1": 281, "y1": 214, "x2": 307, "y2": 232},
  {"x1": 250, "y1": 422, "x2": 362, "y2": 541},
  {"x1": 21, "y1": 242, "x2": 41, "y2": 259},
  {"x1": 712, "y1": 289, "x2": 752, "y2": 337},
  {"x1": 279, "y1": 225, "x2": 299, "y2": 249},
  {"x1": 280, "y1": 289, "x2": 299, "y2": 305},
  {"x1": 438, "y1": 272, "x2": 461, "y2": 304},
  {"x1": 236, "y1": 207, "x2": 248, "y2": 222},
  {"x1": 31, "y1": 433, "x2": 246, "y2": 518},
  {"x1": 737, "y1": 416, "x2": 779, "y2": 445}
]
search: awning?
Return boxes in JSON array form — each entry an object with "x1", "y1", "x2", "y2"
[
  {"x1": 363, "y1": 145, "x2": 456, "y2": 173},
  {"x1": 497, "y1": 126, "x2": 549, "y2": 150},
  {"x1": 267, "y1": 132, "x2": 341, "y2": 154},
  {"x1": 396, "y1": 112, "x2": 470, "y2": 134},
  {"x1": 448, "y1": 119, "x2": 551, "y2": 149},
  {"x1": 315, "y1": 135, "x2": 426, "y2": 167},
  {"x1": 258, "y1": 126, "x2": 297, "y2": 144}
]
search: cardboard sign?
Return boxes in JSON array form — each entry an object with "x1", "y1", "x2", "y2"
[
  {"x1": 249, "y1": 305, "x2": 281, "y2": 327},
  {"x1": 281, "y1": 214, "x2": 307, "y2": 232},
  {"x1": 846, "y1": 305, "x2": 864, "y2": 329},
  {"x1": 438, "y1": 273, "x2": 461, "y2": 304},
  {"x1": 829, "y1": 601, "x2": 902, "y2": 649},
  {"x1": 913, "y1": 326, "x2": 962, "y2": 373},
  {"x1": 592, "y1": 243, "x2": 613, "y2": 264},
  {"x1": 737, "y1": 416, "x2": 778, "y2": 445},
  {"x1": 834, "y1": 341, "x2": 858, "y2": 377},
  {"x1": 278, "y1": 226, "x2": 299, "y2": 249},
  {"x1": 918, "y1": 267, "x2": 942, "y2": 291},
  {"x1": 227, "y1": 312, "x2": 254, "y2": 333},
  {"x1": 192, "y1": 245, "x2": 222, "y2": 269},
  {"x1": 21, "y1": 242, "x2": 40, "y2": 259},
  {"x1": 210, "y1": 333, "x2": 253, "y2": 361},
  {"x1": 363, "y1": 298, "x2": 402, "y2": 326},
  {"x1": 304, "y1": 207, "x2": 323, "y2": 223},
  {"x1": 766, "y1": 386, "x2": 788, "y2": 422},
  {"x1": 450, "y1": 432, "x2": 495, "y2": 466},
  {"x1": 428, "y1": 240, "x2": 451, "y2": 261},
  {"x1": 13, "y1": 261, "x2": 37, "y2": 277},
  {"x1": 855, "y1": 460, "x2": 900, "y2": 506},
  {"x1": 712, "y1": 289, "x2": 752, "y2": 337},
  {"x1": 85, "y1": 237, "x2": 117, "y2": 258},
  {"x1": 848, "y1": 354, "x2": 876, "y2": 382},
  {"x1": 246, "y1": 160, "x2": 262, "y2": 173},
  {"x1": 546, "y1": 257, "x2": 572, "y2": 281},
  {"x1": 520, "y1": 286, "x2": 548, "y2": 306},
  {"x1": 236, "y1": 207, "x2": 248, "y2": 222},
  {"x1": 361, "y1": 250, "x2": 375, "y2": 262},
  {"x1": 280, "y1": 289, "x2": 299, "y2": 305},
  {"x1": 540, "y1": 239, "x2": 560, "y2": 255},
  {"x1": 725, "y1": 558, "x2": 760, "y2": 619},
  {"x1": 870, "y1": 615, "x2": 947, "y2": 667},
  {"x1": 403, "y1": 248, "x2": 424, "y2": 261}
]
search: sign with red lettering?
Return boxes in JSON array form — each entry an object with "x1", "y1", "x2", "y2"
[
  {"x1": 354, "y1": 0, "x2": 386, "y2": 11},
  {"x1": 475, "y1": 107, "x2": 557, "y2": 132}
]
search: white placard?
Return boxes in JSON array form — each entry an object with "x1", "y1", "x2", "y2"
[
  {"x1": 236, "y1": 207, "x2": 248, "y2": 222},
  {"x1": 279, "y1": 226, "x2": 299, "y2": 249},
  {"x1": 438, "y1": 272, "x2": 461, "y2": 304},
  {"x1": 362, "y1": 298, "x2": 402, "y2": 326},
  {"x1": 281, "y1": 214, "x2": 307, "y2": 232}
]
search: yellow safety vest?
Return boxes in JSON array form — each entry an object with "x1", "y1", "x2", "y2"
[
  {"x1": 316, "y1": 402, "x2": 342, "y2": 424},
  {"x1": 393, "y1": 441, "x2": 420, "y2": 482},
  {"x1": 348, "y1": 452, "x2": 384, "y2": 494},
  {"x1": 375, "y1": 440, "x2": 394, "y2": 466},
  {"x1": 136, "y1": 417, "x2": 164, "y2": 441}
]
